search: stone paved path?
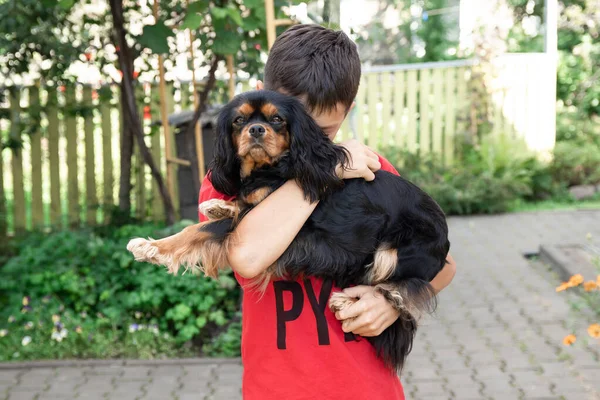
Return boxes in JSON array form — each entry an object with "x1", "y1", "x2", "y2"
[{"x1": 1, "y1": 210, "x2": 599, "y2": 400}]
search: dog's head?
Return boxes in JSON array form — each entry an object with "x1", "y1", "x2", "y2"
[{"x1": 210, "y1": 90, "x2": 348, "y2": 202}]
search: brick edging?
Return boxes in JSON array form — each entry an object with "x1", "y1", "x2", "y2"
[{"x1": 0, "y1": 357, "x2": 242, "y2": 370}]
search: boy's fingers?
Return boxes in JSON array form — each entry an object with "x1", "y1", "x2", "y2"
[
  {"x1": 337, "y1": 301, "x2": 365, "y2": 321},
  {"x1": 367, "y1": 158, "x2": 381, "y2": 172}
]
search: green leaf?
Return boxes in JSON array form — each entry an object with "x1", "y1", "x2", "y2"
[
  {"x1": 243, "y1": 0, "x2": 264, "y2": 9},
  {"x1": 188, "y1": 0, "x2": 207, "y2": 14},
  {"x1": 58, "y1": 0, "x2": 74, "y2": 10},
  {"x1": 138, "y1": 21, "x2": 174, "y2": 54},
  {"x1": 227, "y1": 7, "x2": 244, "y2": 27},
  {"x1": 211, "y1": 7, "x2": 229, "y2": 19},
  {"x1": 212, "y1": 30, "x2": 243, "y2": 55},
  {"x1": 195, "y1": 316, "x2": 207, "y2": 328},
  {"x1": 180, "y1": 13, "x2": 203, "y2": 31}
]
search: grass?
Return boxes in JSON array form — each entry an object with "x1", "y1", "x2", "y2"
[{"x1": 509, "y1": 197, "x2": 600, "y2": 213}]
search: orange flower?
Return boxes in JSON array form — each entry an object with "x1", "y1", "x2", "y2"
[
  {"x1": 568, "y1": 274, "x2": 584, "y2": 287},
  {"x1": 563, "y1": 334, "x2": 577, "y2": 346},
  {"x1": 597, "y1": 275, "x2": 600, "y2": 286},
  {"x1": 584, "y1": 281, "x2": 598, "y2": 292},
  {"x1": 556, "y1": 282, "x2": 570, "y2": 292},
  {"x1": 588, "y1": 324, "x2": 600, "y2": 339}
]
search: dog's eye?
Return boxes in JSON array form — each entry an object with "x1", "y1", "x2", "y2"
[
  {"x1": 271, "y1": 115, "x2": 283, "y2": 123},
  {"x1": 233, "y1": 117, "x2": 245, "y2": 125}
]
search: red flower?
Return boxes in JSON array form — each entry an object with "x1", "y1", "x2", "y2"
[{"x1": 254, "y1": 44, "x2": 261, "y2": 50}]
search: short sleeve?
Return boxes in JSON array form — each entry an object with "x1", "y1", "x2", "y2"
[
  {"x1": 376, "y1": 154, "x2": 400, "y2": 176},
  {"x1": 198, "y1": 173, "x2": 236, "y2": 222}
]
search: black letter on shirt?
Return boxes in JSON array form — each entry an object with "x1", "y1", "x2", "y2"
[
  {"x1": 304, "y1": 279, "x2": 333, "y2": 345},
  {"x1": 274, "y1": 281, "x2": 304, "y2": 350}
]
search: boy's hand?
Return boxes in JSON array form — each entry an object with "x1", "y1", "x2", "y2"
[
  {"x1": 336, "y1": 139, "x2": 381, "y2": 181},
  {"x1": 334, "y1": 285, "x2": 400, "y2": 337}
]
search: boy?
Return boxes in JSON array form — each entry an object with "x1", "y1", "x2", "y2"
[{"x1": 198, "y1": 24, "x2": 456, "y2": 399}]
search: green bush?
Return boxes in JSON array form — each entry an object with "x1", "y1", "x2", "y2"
[
  {"x1": 0, "y1": 222, "x2": 241, "y2": 361},
  {"x1": 550, "y1": 141, "x2": 600, "y2": 187},
  {"x1": 381, "y1": 135, "x2": 552, "y2": 215}
]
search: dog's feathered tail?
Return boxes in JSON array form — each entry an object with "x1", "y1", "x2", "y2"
[{"x1": 368, "y1": 278, "x2": 437, "y2": 373}]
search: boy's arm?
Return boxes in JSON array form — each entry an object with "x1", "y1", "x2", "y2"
[
  {"x1": 335, "y1": 254, "x2": 457, "y2": 337},
  {"x1": 226, "y1": 140, "x2": 381, "y2": 279}
]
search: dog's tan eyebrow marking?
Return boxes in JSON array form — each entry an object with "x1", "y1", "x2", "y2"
[
  {"x1": 261, "y1": 103, "x2": 278, "y2": 117},
  {"x1": 238, "y1": 103, "x2": 254, "y2": 115}
]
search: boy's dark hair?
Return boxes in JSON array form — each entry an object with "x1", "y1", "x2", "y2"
[{"x1": 263, "y1": 24, "x2": 361, "y2": 114}]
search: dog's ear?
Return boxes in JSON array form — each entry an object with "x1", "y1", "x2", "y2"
[
  {"x1": 209, "y1": 103, "x2": 241, "y2": 196},
  {"x1": 286, "y1": 100, "x2": 349, "y2": 202}
]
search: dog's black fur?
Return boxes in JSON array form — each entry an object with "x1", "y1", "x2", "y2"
[{"x1": 204, "y1": 90, "x2": 450, "y2": 372}]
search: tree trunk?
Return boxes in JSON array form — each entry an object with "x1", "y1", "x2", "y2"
[
  {"x1": 183, "y1": 56, "x2": 221, "y2": 195},
  {"x1": 118, "y1": 69, "x2": 133, "y2": 216},
  {"x1": 322, "y1": 0, "x2": 340, "y2": 25},
  {"x1": 109, "y1": 0, "x2": 176, "y2": 225}
]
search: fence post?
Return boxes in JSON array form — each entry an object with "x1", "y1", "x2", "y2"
[
  {"x1": 431, "y1": 69, "x2": 444, "y2": 155},
  {"x1": 29, "y1": 86, "x2": 44, "y2": 229},
  {"x1": 100, "y1": 87, "x2": 114, "y2": 224},
  {"x1": 10, "y1": 88, "x2": 26, "y2": 234},
  {"x1": 0, "y1": 95, "x2": 6, "y2": 236},
  {"x1": 65, "y1": 85, "x2": 80, "y2": 229},
  {"x1": 419, "y1": 69, "x2": 431, "y2": 154},
  {"x1": 393, "y1": 71, "x2": 405, "y2": 150},
  {"x1": 46, "y1": 87, "x2": 62, "y2": 228},
  {"x1": 406, "y1": 70, "x2": 418, "y2": 153},
  {"x1": 83, "y1": 87, "x2": 97, "y2": 225},
  {"x1": 444, "y1": 68, "x2": 457, "y2": 165}
]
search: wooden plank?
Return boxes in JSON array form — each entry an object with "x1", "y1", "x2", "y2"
[
  {"x1": 419, "y1": 69, "x2": 431, "y2": 154},
  {"x1": 46, "y1": 88, "x2": 61, "y2": 227},
  {"x1": 444, "y1": 68, "x2": 457, "y2": 165},
  {"x1": 149, "y1": 83, "x2": 163, "y2": 220},
  {"x1": 367, "y1": 73, "x2": 378, "y2": 148},
  {"x1": 503, "y1": 61, "x2": 515, "y2": 138},
  {"x1": 29, "y1": 86, "x2": 44, "y2": 229},
  {"x1": 150, "y1": 124, "x2": 163, "y2": 221},
  {"x1": 455, "y1": 67, "x2": 468, "y2": 140},
  {"x1": 0, "y1": 93, "x2": 6, "y2": 236},
  {"x1": 100, "y1": 92, "x2": 114, "y2": 223},
  {"x1": 406, "y1": 70, "x2": 418, "y2": 153},
  {"x1": 165, "y1": 83, "x2": 179, "y2": 219},
  {"x1": 135, "y1": 84, "x2": 146, "y2": 219},
  {"x1": 393, "y1": 71, "x2": 405, "y2": 148},
  {"x1": 65, "y1": 86, "x2": 79, "y2": 228},
  {"x1": 431, "y1": 69, "x2": 444, "y2": 155},
  {"x1": 10, "y1": 89, "x2": 26, "y2": 233},
  {"x1": 355, "y1": 79, "x2": 366, "y2": 143},
  {"x1": 82, "y1": 87, "x2": 97, "y2": 225},
  {"x1": 180, "y1": 82, "x2": 191, "y2": 111},
  {"x1": 380, "y1": 72, "x2": 392, "y2": 147}
]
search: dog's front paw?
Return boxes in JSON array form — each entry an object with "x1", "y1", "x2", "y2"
[
  {"x1": 329, "y1": 291, "x2": 358, "y2": 314},
  {"x1": 198, "y1": 199, "x2": 237, "y2": 221},
  {"x1": 127, "y1": 238, "x2": 174, "y2": 271}
]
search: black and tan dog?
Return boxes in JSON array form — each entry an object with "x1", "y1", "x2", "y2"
[{"x1": 127, "y1": 90, "x2": 450, "y2": 372}]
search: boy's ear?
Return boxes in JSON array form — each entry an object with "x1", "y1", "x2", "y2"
[
  {"x1": 348, "y1": 101, "x2": 356, "y2": 113},
  {"x1": 256, "y1": 80, "x2": 264, "y2": 90}
]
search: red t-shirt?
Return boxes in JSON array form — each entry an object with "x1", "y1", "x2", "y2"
[{"x1": 198, "y1": 155, "x2": 405, "y2": 400}]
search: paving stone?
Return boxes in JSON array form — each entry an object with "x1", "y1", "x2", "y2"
[
  {"x1": 6, "y1": 393, "x2": 39, "y2": 400},
  {"x1": 413, "y1": 381, "x2": 446, "y2": 396}
]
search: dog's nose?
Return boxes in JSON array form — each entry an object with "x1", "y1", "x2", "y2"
[{"x1": 249, "y1": 124, "x2": 266, "y2": 138}]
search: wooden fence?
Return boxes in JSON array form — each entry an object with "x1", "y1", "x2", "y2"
[{"x1": 0, "y1": 53, "x2": 556, "y2": 234}]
